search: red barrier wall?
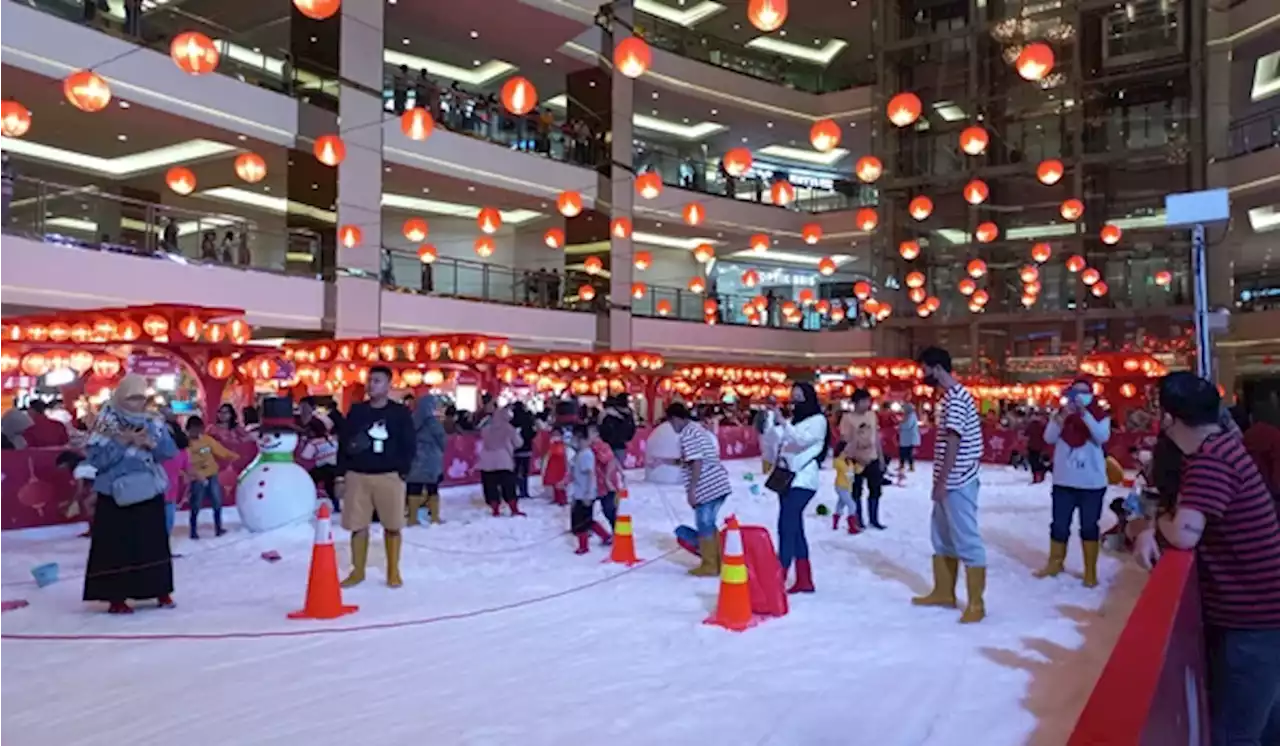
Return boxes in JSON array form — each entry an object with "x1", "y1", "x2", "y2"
[
  {"x1": 0, "y1": 425, "x2": 760, "y2": 531},
  {"x1": 1068, "y1": 549, "x2": 1210, "y2": 745}
]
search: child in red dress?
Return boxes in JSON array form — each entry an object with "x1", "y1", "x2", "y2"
[{"x1": 541, "y1": 431, "x2": 570, "y2": 506}]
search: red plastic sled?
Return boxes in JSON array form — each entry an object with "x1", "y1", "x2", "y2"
[{"x1": 721, "y1": 524, "x2": 789, "y2": 619}]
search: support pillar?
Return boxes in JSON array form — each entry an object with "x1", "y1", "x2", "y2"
[{"x1": 603, "y1": 10, "x2": 635, "y2": 351}]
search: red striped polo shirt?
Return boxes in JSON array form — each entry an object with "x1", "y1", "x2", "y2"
[{"x1": 1178, "y1": 433, "x2": 1280, "y2": 630}]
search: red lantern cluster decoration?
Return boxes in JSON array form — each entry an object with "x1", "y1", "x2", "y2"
[
  {"x1": 474, "y1": 237, "x2": 496, "y2": 258},
  {"x1": 1154, "y1": 270, "x2": 1173, "y2": 287},
  {"x1": 750, "y1": 234, "x2": 770, "y2": 253},
  {"x1": 1092, "y1": 281, "x2": 1109, "y2": 297},
  {"x1": 339, "y1": 224, "x2": 362, "y2": 249},
  {"x1": 584, "y1": 256, "x2": 604, "y2": 275},
  {"x1": 742, "y1": 269, "x2": 760, "y2": 288},
  {"x1": 417, "y1": 245, "x2": 437, "y2": 264},
  {"x1": 683, "y1": 202, "x2": 705, "y2": 226},
  {"x1": 771, "y1": 180, "x2": 796, "y2": 206},
  {"x1": 293, "y1": 0, "x2": 341, "y2": 20},
  {"x1": 693, "y1": 243, "x2": 715, "y2": 264},
  {"x1": 853, "y1": 281, "x2": 872, "y2": 300},
  {"x1": 887, "y1": 92, "x2": 922, "y2": 128},
  {"x1": 818, "y1": 257, "x2": 837, "y2": 276},
  {"x1": 801, "y1": 223, "x2": 822, "y2": 245},
  {"x1": 633, "y1": 251, "x2": 652, "y2": 271},
  {"x1": 579, "y1": 284, "x2": 596, "y2": 301},
  {"x1": 403, "y1": 217, "x2": 429, "y2": 242},
  {"x1": 1037, "y1": 159, "x2": 1064, "y2": 185},
  {"x1": 1019, "y1": 265, "x2": 1040, "y2": 283},
  {"x1": 855, "y1": 207, "x2": 878, "y2": 232},
  {"x1": 656, "y1": 299, "x2": 673, "y2": 316},
  {"x1": 810, "y1": 119, "x2": 841, "y2": 152},
  {"x1": 500, "y1": 76, "x2": 538, "y2": 116},
  {"x1": 688, "y1": 276, "x2": 706, "y2": 293},
  {"x1": 975, "y1": 222, "x2": 999, "y2": 243},
  {"x1": 967, "y1": 259, "x2": 987, "y2": 278},
  {"x1": 1031, "y1": 242, "x2": 1052, "y2": 263},
  {"x1": 1066, "y1": 254, "x2": 1087, "y2": 273},
  {"x1": 1082, "y1": 267, "x2": 1101, "y2": 286},
  {"x1": 170, "y1": 31, "x2": 220, "y2": 75},
  {"x1": 631, "y1": 282, "x2": 647, "y2": 299},
  {"x1": 958, "y1": 278, "x2": 977, "y2": 296},
  {"x1": 1060, "y1": 198, "x2": 1084, "y2": 221},
  {"x1": 1100, "y1": 223, "x2": 1123, "y2": 245},
  {"x1": 905, "y1": 271, "x2": 926, "y2": 289},
  {"x1": 722, "y1": 148, "x2": 752, "y2": 177}
]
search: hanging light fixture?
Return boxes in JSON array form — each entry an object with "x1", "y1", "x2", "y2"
[
  {"x1": 1019, "y1": 265, "x2": 1040, "y2": 283},
  {"x1": 1037, "y1": 158, "x2": 1064, "y2": 185},
  {"x1": 1100, "y1": 223, "x2": 1123, "y2": 245},
  {"x1": 959, "y1": 125, "x2": 989, "y2": 156},
  {"x1": 584, "y1": 256, "x2": 604, "y2": 275},
  {"x1": 234, "y1": 152, "x2": 267, "y2": 183},
  {"x1": 631, "y1": 282, "x2": 647, "y2": 299},
  {"x1": 1060, "y1": 198, "x2": 1084, "y2": 221},
  {"x1": 972, "y1": 289, "x2": 990, "y2": 307},
  {"x1": 1031, "y1": 242, "x2": 1052, "y2": 263},
  {"x1": 750, "y1": 234, "x2": 770, "y2": 253},
  {"x1": 579, "y1": 284, "x2": 597, "y2": 301},
  {"x1": 544, "y1": 228, "x2": 565, "y2": 249},
  {"x1": 908, "y1": 195, "x2": 933, "y2": 221},
  {"x1": 1091, "y1": 281, "x2": 1109, "y2": 297},
  {"x1": 1082, "y1": 267, "x2": 1101, "y2": 286},
  {"x1": 770, "y1": 180, "x2": 796, "y2": 206},
  {"x1": 1016, "y1": 42, "x2": 1055, "y2": 81},
  {"x1": 293, "y1": 0, "x2": 341, "y2": 20},
  {"x1": 417, "y1": 245, "x2": 437, "y2": 264},
  {"x1": 688, "y1": 276, "x2": 707, "y2": 293},
  {"x1": 556, "y1": 190, "x2": 583, "y2": 217},
  {"x1": 170, "y1": 31, "x2": 220, "y2": 75},
  {"x1": 899, "y1": 240, "x2": 920, "y2": 260},
  {"x1": 474, "y1": 236, "x2": 496, "y2": 258},
  {"x1": 853, "y1": 281, "x2": 872, "y2": 300},
  {"x1": 401, "y1": 108, "x2": 435, "y2": 140},
  {"x1": 403, "y1": 217, "x2": 429, "y2": 242},
  {"x1": 313, "y1": 134, "x2": 345, "y2": 166},
  {"x1": 958, "y1": 278, "x2": 977, "y2": 296},
  {"x1": 909, "y1": 287, "x2": 927, "y2": 304},
  {"x1": 693, "y1": 243, "x2": 715, "y2": 263},
  {"x1": 636, "y1": 172, "x2": 663, "y2": 199},
  {"x1": 801, "y1": 223, "x2": 822, "y2": 245},
  {"x1": 339, "y1": 224, "x2": 362, "y2": 249},
  {"x1": 855, "y1": 207, "x2": 878, "y2": 232},
  {"x1": 809, "y1": 119, "x2": 841, "y2": 152},
  {"x1": 633, "y1": 251, "x2": 652, "y2": 270},
  {"x1": 64, "y1": 70, "x2": 112, "y2": 112},
  {"x1": 747, "y1": 0, "x2": 788, "y2": 31},
  {"x1": 166, "y1": 166, "x2": 196, "y2": 195},
  {"x1": 855, "y1": 155, "x2": 883, "y2": 183},
  {"x1": 722, "y1": 148, "x2": 752, "y2": 177},
  {"x1": 975, "y1": 222, "x2": 999, "y2": 243},
  {"x1": 613, "y1": 37, "x2": 652, "y2": 78},
  {"x1": 818, "y1": 257, "x2": 837, "y2": 276},
  {"x1": 477, "y1": 206, "x2": 502, "y2": 234},
  {"x1": 742, "y1": 269, "x2": 761, "y2": 288},
  {"x1": 963, "y1": 179, "x2": 989, "y2": 205},
  {"x1": 682, "y1": 202, "x2": 705, "y2": 226},
  {"x1": 0, "y1": 100, "x2": 32, "y2": 138},
  {"x1": 500, "y1": 76, "x2": 538, "y2": 116},
  {"x1": 610, "y1": 217, "x2": 632, "y2": 239},
  {"x1": 905, "y1": 271, "x2": 926, "y2": 288},
  {"x1": 886, "y1": 92, "x2": 922, "y2": 127},
  {"x1": 1066, "y1": 254, "x2": 1087, "y2": 273},
  {"x1": 967, "y1": 258, "x2": 988, "y2": 278}
]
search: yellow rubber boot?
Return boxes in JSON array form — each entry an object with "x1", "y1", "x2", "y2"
[
  {"x1": 341, "y1": 530, "x2": 369, "y2": 588},
  {"x1": 385, "y1": 531, "x2": 403, "y2": 588},
  {"x1": 1033, "y1": 540, "x2": 1068, "y2": 578},
  {"x1": 959, "y1": 566, "x2": 987, "y2": 624},
  {"x1": 1081, "y1": 540, "x2": 1100, "y2": 588},
  {"x1": 688, "y1": 536, "x2": 721, "y2": 577},
  {"x1": 911, "y1": 555, "x2": 959, "y2": 608},
  {"x1": 426, "y1": 494, "x2": 442, "y2": 525},
  {"x1": 406, "y1": 495, "x2": 424, "y2": 527}
]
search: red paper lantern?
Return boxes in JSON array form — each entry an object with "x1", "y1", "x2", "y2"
[
  {"x1": 909, "y1": 287, "x2": 927, "y2": 304},
  {"x1": 1016, "y1": 42, "x2": 1055, "y2": 82},
  {"x1": 477, "y1": 207, "x2": 502, "y2": 234},
  {"x1": 293, "y1": 0, "x2": 340, "y2": 20},
  {"x1": 905, "y1": 271, "x2": 926, "y2": 288},
  {"x1": 1155, "y1": 270, "x2": 1173, "y2": 287},
  {"x1": 1100, "y1": 223, "x2": 1123, "y2": 245},
  {"x1": 338, "y1": 224, "x2": 362, "y2": 249},
  {"x1": 47, "y1": 322, "x2": 72, "y2": 342},
  {"x1": 204, "y1": 323, "x2": 227, "y2": 343},
  {"x1": 614, "y1": 37, "x2": 652, "y2": 78},
  {"x1": 166, "y1": 167, "x2": 196, "y2": 196},
  {"x1": 584, "y1": 256, "x2": 604, "y2": 275},
  {"x1": 1037, "y1": 159, "x2": 1063, "y2": 185},
  {"x1": 864, "y1": 298, "x2": 882, "y2": 315},
  {"x1": 688, "y1": 276, "x2": 707, "y2": 294},
  {"x1": 855, "y1": 207, "x2": 878, "y2": 232},
  {"x1": 1066, "y1": 254, "x2": 1087, "y2": 273},
  {"x1": 875, "y1": 303, "x2": 893, "y2": 321},
  {"x1": 853, "y1": 281, "x2": 872, "y2": 300},
  {"x1": 579, "y1": 284, "x2": 597, "y2": 301},
  {"x1": 313, "y1": 134, "x2": 345, "y2": 166},
  {"x1": 64, "y1": 70, "x2": 111, "y2": 112},
  {"x1": 704, "y1": 298, "x2": 721, "y2": 316},
  {"x1": 683, "y1": 202, "x2": 706, "y2": 226},
  {"x1": 228, "y1": 318, "x2": 252, "y2": 344},
  {"x1": 967, "y1": 259, "x2": 988, "y2": 278},
  {"x1": 417, "y1": 245, "x2": 437, "y2": 264},
  {"x1": 975, "y1": 222, "x2": 999, "y2": 243},
  {"x1": 958, "y1": 278, "x2": 977, "y2": 296},
  {"x1": 636, "y1": 172, "x2": 663, "y2": 199},
  {"x1": 770, "y1": 180, "x2": 796, "y2": 206},
  {"x1": 972, "y1": 289, "x2": 990, "y2": 307},
  {"x1": 1082, "y1": 268, "x2": 1101, "y2": 286},
  {"x1": 742, "y1": 269, "x2": 760, "y2": 288},
  {"x1": 723, "y1": 148, "x2": 752, "y2": 177},
  {"x1": 116, "y1": 320, "x2": 142, "y2": 341},
  {"x1": 818, "y1": 257, "x2": 837, "y2": 276},
  {"x1": 556, "y1": 190, "x2": 583, "y2": 218},
  {"x1": 1060, "y1": 198, "x2": 1084, "y2": 221},
  {"x1": 500, "y1": 76, "x2": 538, "y2": 116},
  {"x1": 401, "y1": 108, "x2": 435, "y2": 141},
  {"x1": 963, "y1": 179, "x2": 989, "y2": 205},
  {"x1": 1019, "y1": 265, "x2": 1040, "y2": 283},
  {"x1": 20, "y1": 353, "x2": 49, "y2": 377},
  {"x1": 1031, "y1": 242, "x2": 1052, "y2": 263},
  {"x1": 749, "y1": 233, "x2": 770, "y2": 253},
  {"x1": 207, "y1": 356, "x2": 233, "y2": 379},
  {"x1": 611, "y1": 217, "x2": 632, "y2": 239},
  {"x1": 917, "y1": 305, "x2": 932, "y2": 318},
  {"x1": 1025, "y1": 280, "x2": 1042, "y2": 296},
  {"x1": 0, "y1": 100, "x2": 32, "y2": 138},
  {"x1": 693, "y1": 244, "x2": 715, "y2": 263},
  {"x1": 234, "y1": 152, "x2": 267, "y2": 183},
  {"x1": 68, "y1": 350, "x2": 94, "y2": 373},
  {"x1": 633, "y1": 251, "x2": 652, "y2": 270},
  {"x1": 170, "y1": 31, "x2": 220, "y2": 75},
  {"x1": 747, "y1": 0, "x2": 788, "y2": 31},
  {"x1": 959, "y1": 126, "x2": 989, "y2": 156},
  {"x1": 908, "y1": 195, "x2": 933, "y2": 221},
  {"x1": 810, "y1": 119, "x2": 841, "y2": 152},
  {"x1": 1021, "y1": 294, "x2": 1037, "y2": 308},
  {"x1": 1091, "y1": 281, "x2": 1109, "y2": 297},
  {"x1": 656, "y1": 299, "x2": 673, "y2": 316},
  {"x1": 899, "y1": 240, "x2": 921, "y2": 260},
  {"x1": 91, "y1": 355, "x2": 122, "y2": 379},
  {"x1": 855, "y1": 156, "x2": 882, "y2": 183},
  {"x1": 403, "y1": 217, "x2": 429, "y2": 242},
  {"x1": 544, "y1": 228, "x2": 565, "y2": 249},
  {"x1": 801, "y1": 223, "x2": 822, "y2": 245},
  {"x1": 925, "y1": 296, "x2": 941, "y2": 312},
  {"x1": 631, "y1": 282, "x2": 647, "y2": 299},
  {"x1": 474, "y1": 237, "x2": 496, "y2": 258},
  {"x1": 887, "y1": 92, "x2": 922, "y2": 127}
]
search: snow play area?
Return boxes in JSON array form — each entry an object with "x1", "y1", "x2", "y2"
[{"x1": 1, "y1": 460, "x2": 1145, "y2": 746}]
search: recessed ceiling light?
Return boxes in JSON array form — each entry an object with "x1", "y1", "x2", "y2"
[
  {"x1": 544, "y1": 57, "x2": 552, "y2": 64},
  {"x1": 655, "y1": 222, "x2": 663, "y2": 228},
  {"x1": 814, "y1": 39, "x2": 821, "y2": 45},
  {"x1": 589, "y1": 81, "x2": 596, "y2": 87},
  {"x1": 388, "y1": 0, "x2": 396, "y2": 4},
  {"x1": 710, "y1": 108, "x2": 718, "y2": 115},
  {"x1": 384, "y1": 166, "x2": 392, "y2": 172},
  {"x1": 264, "y1": 186, "x2": 271, "y2": 192},
  {"x1": 237, "y1": 134, "x2": 247, "y2": 141},
  {"x1": 733, "y1": 23, "x2": 740, "y2": 29},
  {"x1": 287, "y1": 159, "x2": 294, "y2": 166},
  {"x1": 118, "y1": 101, "x2": 130, "y2": 109},
  {"x1": 117, "y1": 134, "x2": 127, "y2": 141},
  {"x1": 651, "y1": 109, "x2": 658, "y2": 115},
  {"x1": 473, "y1": 60, "x2": 481, "y2": 66},
  {"x1": 682, "y1": 117, "x2": 690, "y2": 123},
  {"x1": 741, "y1": 137, "x2": 748, "y2": 143},
  {"x1": 310, "y1": 36, "x2": 317, "y2": 42},
  {"x1": 422, "y1": 187, "x2": 430, "y2": 193},
  {"x1": 467, "y1": 186, "x2": 476, "y2": 192},
  {"x1": 311, "y1": 183, "x2": 318, "y2": 189},
  {"x1": 850, "y1": 1, "x2": 857, "y2": 6},
  {"x1": 779, "y1": 29, "x2": 787, "y2": 36},
  {"x1": 766, "y1": 121, "x2": 774, "y2": 128},
  {"x1": 402, "y1": 38, "x2": 410, "y2": 45},
  {"x1": 652, "y1": 91, "x2": 659, "y2": 99},
  {"x1": 253, "y1": 47, "x2": 261, "y2": 53},
  {"x1": 470, "y1": 30, "x2": 479, "y2": 38}
]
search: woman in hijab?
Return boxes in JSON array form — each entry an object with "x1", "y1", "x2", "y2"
[
  {"x1": 769, "y1": 381, "x2": 830, "y2": 593},
  {"x1": 1, "y1": 408, "x2": 33, "y2": 449},
  {"x1": 406, "y1": 394, "x2": 447, "y2": 525},
  {"x1": 83, "y1": 374, "x2": 178, "y2": 613},
  {"x1": 1035, "y1": 377, "x2": 1110, "y2": 588}
]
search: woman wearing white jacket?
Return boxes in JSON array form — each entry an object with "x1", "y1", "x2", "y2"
[{"x1": 770, "y1": 381, "x2": 831, "y2": 593}]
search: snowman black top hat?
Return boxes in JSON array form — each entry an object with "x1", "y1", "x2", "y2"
[{"x1": 259, "y1": 396, "x2": 299, "y2": 431}]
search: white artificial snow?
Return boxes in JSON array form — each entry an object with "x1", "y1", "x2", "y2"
[{"x1": 0, "y1": 461, "x2": 1145, "y2": 746}]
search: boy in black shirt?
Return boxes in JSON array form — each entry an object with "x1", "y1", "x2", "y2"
[{"x1": 336, "y1": 366, "x2": 415, "y2": 588}]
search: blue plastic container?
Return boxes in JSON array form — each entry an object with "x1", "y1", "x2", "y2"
[{"x1": 31, "y1": 562, "x2": 59, "y2": 588}]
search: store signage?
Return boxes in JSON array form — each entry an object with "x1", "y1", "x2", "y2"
[{"x1": 127, "y1": 354, "x2": 179, "y2": 377}]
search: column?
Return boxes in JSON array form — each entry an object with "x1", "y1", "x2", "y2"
[
  {"x1": 598, "y1": 11, "x2": 636, "y2": 350},
  {"x1": 330, "y1": 0, "x2": 385, "y2": 339}
]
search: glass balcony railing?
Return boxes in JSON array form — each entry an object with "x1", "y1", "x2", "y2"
[
  {"x1": 1225, "y1": 108, "x2": 1280, "y2": 160},
  {"x1": 380, "y1": 248, "x2": 605, "y2": 312},
  {"x1": 1, "y1": 175, "x2": 324, "y2": 277},
  {"x1": 23, "y1": 0, "x2": 342, "y2": 111},
  {"x1": 633, "y1": 148, "x2": 874, "y2": 213},
  {"x1": 634, "y1": 12, "x2": 874, "y2": 94},
  {"x1": 1237, "y1": 269, "x2": 1280, "y2": 313}
]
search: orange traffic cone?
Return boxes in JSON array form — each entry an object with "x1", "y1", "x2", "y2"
[
  {"x1": 288, "y1": 503, "x2": 359, "y2": 621},
  {"x1": 607, "y1": 488, "x2": 640, "y2": 566},
  {"x1": 704, "y1": 515, "x2": 755, "y2": 632}
]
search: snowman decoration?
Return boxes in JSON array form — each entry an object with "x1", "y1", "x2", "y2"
[{"x1": 236, "y1": 396, "x2": 317, "y2": 532}]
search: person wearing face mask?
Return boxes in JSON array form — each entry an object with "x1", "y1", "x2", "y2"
[
  {"x1": 911, "y1": 347, "x2": 987, "y2": 624},
  {"x1": 768, "y1": 381, "x2": 831, "y2": 594},
  {"x1": 1033, "y1": 376, "x2": 1111, "y2": 588}
]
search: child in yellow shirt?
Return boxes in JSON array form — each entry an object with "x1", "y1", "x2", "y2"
[
  {"x1": 832, "y1": 453, "x2": 861, "y2": 534},
  {"x1": 186, "y1": 415, "x2": 237, "y2": 539}
]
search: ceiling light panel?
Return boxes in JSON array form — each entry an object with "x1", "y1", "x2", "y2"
[
  {"x1": 743, "y1": 38, "x2": 848, "y2": 66},
  {"x1": 633, "y1": 0, "x2": 726, "y2": 27},
  {"x1": 1, "y1": 138, "x2": 238, "y2": 177}
]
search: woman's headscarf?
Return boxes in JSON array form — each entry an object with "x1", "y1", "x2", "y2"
[
  {"x1": 92, "y1": 374, "x2": 156, "y2": 441},
  {"x1": 791, "y1": 382, "x2": 823, "y2": 424},
  {"x1": 1, "y1": 408, "x2": 33, "y2": 449}
]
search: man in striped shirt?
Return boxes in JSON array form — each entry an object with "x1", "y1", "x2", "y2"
[
  {"x1": 911, "y1": 347, "x2": 988, "y2": 624},
  {"x1": 668, "y1": 403, "x2": 732, "y2": 577},
  {"x1": 1135, "y1": 373, "x2": 1280, "y2": 746}
]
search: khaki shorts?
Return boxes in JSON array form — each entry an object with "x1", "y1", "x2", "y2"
[{"x1": 342, "y1": 472, "x2": 407, "y2": 532}]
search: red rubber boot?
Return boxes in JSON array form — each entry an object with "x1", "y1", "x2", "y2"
[
  {"x1": 847, "y1": 515, "x2": 861, "y2": 535},
  {"x1": 788, "y1": 559, "x2": 815, "y2": 594},
  {"x1": 831, "y1": 513, "x2": 840, "y2": 531},
  {"x1": 574, "y1": 533, "x2": 590, "y2": 555},
  {"x1": 590, "y1": 521, "x2": 613, "y2": 546}
]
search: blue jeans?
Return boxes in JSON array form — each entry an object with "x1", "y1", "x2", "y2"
[
  {"x1": 777, "y1": 487, "x2": 816, "y2": 571},
  {"x1": 612, "y1": 447, "x2": 627, "y2": 468},
  {"x1": 599, "y1": 492, "x2": 617, "y2": 529},
  {"x1": 834, "y1": 487, "x2": 856, "y2": 517},
  {"x1": 930, "y1": 479, "x2": 986, "y2": 567},
  {"x1": 694, "y1": 496, "x2": 726, "y2": 537},
  {"x1": 1050, "y1": 485, "x2": 1105, "y2": 542},
  {"x1": 189, "y1": 476, "x2": 224, "y2": 535},
  {"x1": 1207, "y1": 626, "x2": 1280, "y2": 746},
  {"x1": 164, "y1": 503, "x2": 175, "y2": 538}
]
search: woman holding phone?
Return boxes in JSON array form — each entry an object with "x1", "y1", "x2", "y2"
[
  {"x1": 770, "y1": 382, "x2": 831, "y2": 594},
  {"x1": 1035, "y1": 376, "x2": 1111, "y2": 588}
]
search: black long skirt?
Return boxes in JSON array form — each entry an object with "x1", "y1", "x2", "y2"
[{"x1": 83, "y1": 493, "x2": 173, "y2": 603}]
